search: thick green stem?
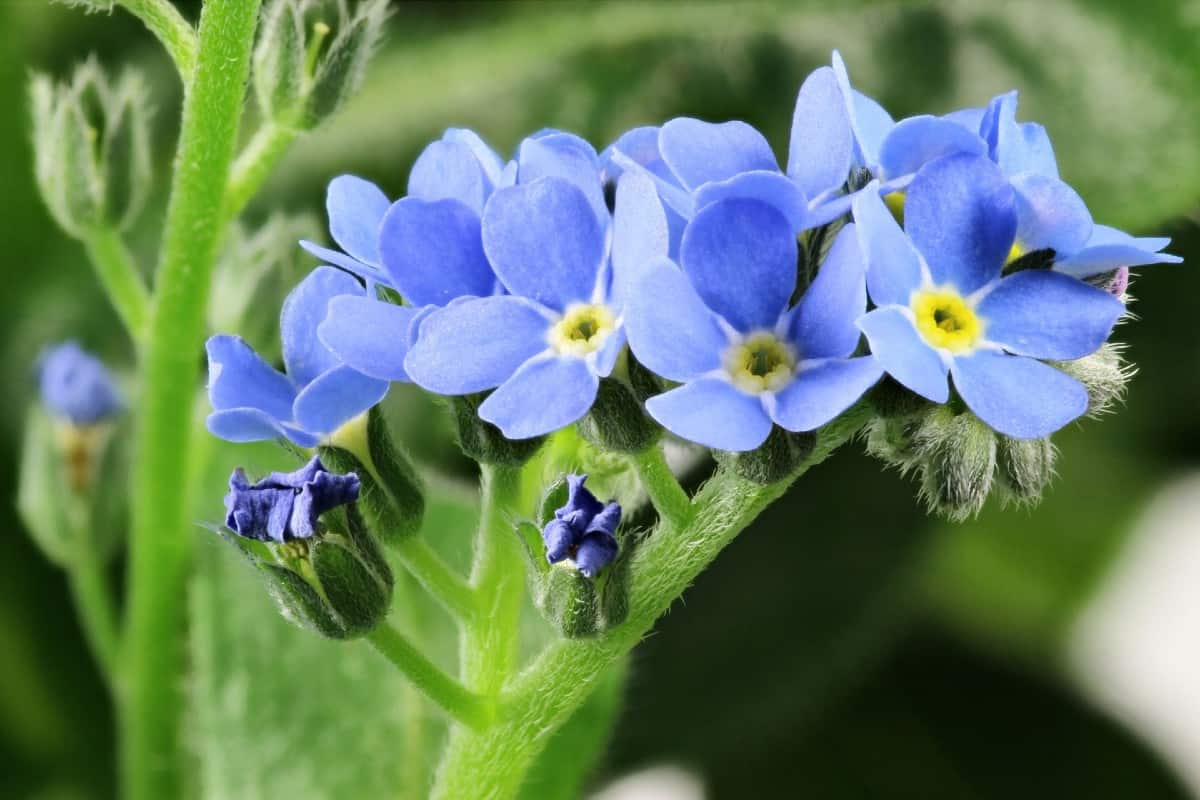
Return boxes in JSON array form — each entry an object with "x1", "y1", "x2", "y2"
[
  {"x1": 116, "y1": 0, "x2": 197, "y2": 82},
  {"x1": 81, "y1": 227, "x2": 150, "y2": 342},
  {"x1": 224, "y1": 121, "x2": 301, "y2": 222},
  {"x1": 395, "y1": 537, "x2": 478, "y2": 623},
  {"x1": 461, "y1": 464, "x2": 525, "y2": 698},
  {"x1": 431, "y1": 405, "x2": 873, "y2": 800},
  {"x1": 367, "y1": 622, "x2": 490, "y2": 730},
  {"x1": 121, "y1": 2, "x2": 261, "y2": 799},
  {"x1": 630, "y1": 444, "x2": 691, "y2": 529}
]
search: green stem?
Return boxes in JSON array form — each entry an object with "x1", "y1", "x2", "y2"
[
  {"x1": 367, "y1": 622, "x2": 490, "y2": 730},
  {"x1": 81, "y1": 227, "x2": 150, "y2": 342},
  {"x1": 630, "y1": 444, "x2": 691, "y2": 529},
  {"x1": 66, "y1": 518, "x2": 121, "y2": 684},
  {"x1": 430, "y1": 405, "x2": 873, "y2": 800},
  {"x1": 461, "y1": 464, "x2": 525, "y2": 698},
  {"x1": 395, "y1": 537, "x2": 478, "y2": 623},
  {"x1": 115, "y1": 0, "x2": 197, "y2": 82},
  {"x1": 224, "y1": 121, "x2": 301, "y2": 222},
  {"x1": 121, "y1": 2, "x2": 262, "y2": 799}
]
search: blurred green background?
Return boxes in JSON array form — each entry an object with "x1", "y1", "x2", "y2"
[{"x1": 3, "y1": 1, "x2": 1199, "y2": 798}]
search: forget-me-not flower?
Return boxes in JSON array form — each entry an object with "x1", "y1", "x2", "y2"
[
  {"x1": 403, "y1": 169, "x2": 669, "y2": 439},
  {"x1": 224, "y1": 456, "x2": 360, "y2": 543},
  {"x1": 541, "y1": 474, "x2": 620, "y2": 578},
  {"x1": 206, "y1": 266, "x2": 389, "y2": 447},
  {"x1": 624, "y1": 198, "x2": 882, "y2": 452},
  {"x1": 37, "y1": 341, "x2": 123, "y2": 426},
  {"x1": 854, "y1": 154, "x2": 1126, "y2": 439}
]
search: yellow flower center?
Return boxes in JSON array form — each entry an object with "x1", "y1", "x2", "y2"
[
  {"x1": 548, "y1": 303, "x2": 616, "y2": 357},
  {"x1": 884, "y1": 191, "x2": 906, "y2": 225},
  {"x1": 724, "y1": 332, "x2": 795, "y2": 394},
  {"x1": 911, "y1": 289, "x2": 983, "y2": 353},
  {"x1": 1006, "y1": 240, "x2": 1025, "y2": 264}
]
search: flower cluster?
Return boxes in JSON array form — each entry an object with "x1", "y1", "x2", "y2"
[{"x1": 206, "y1": 51, "x2": 1180, "y2": 459}]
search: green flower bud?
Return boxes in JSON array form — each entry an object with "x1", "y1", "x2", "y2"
[
  {"x1": 309, "y1": 536, "x2": 391, "y2": 636},
  {"x1": 302, "y1": 0, "x2": 389, "y2": 128},
  {"x1": 577, "y1": 376, "x2": 660, "y2": 454},
  {"x1": 320, "y1": 408, "x2": 424, "y2": 545},
  {"x1": 717, "y1": 426, "x2": 816, "y2": 486},
  {"x1": 867, "y1": 375, "x2": 932, "y2": 419},
  {"x1": 254, "y1": 0, "x2": 307, "y2": 121},
  {"x1": 450, "y1": 394, "x2": 545, "y2": 466},
  {"x1": 1055, "y1": 343, "x2": 1132, "y2": 418},
  {"x1": 30, "y1": 60, "x2": 151, "y2": 237},
  {"x1": 996, "y1": 435, "x2": 1056, "y2": 506},
  {"x1": 864, "y1": 414, "x2": 924, "y2": 470},
  {"x1": 915, "y1": 407, "x2": 997, "y2": 522}
]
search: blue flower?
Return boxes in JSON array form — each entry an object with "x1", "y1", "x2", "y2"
[
  {"x1": 402, "y1": 165, "x2": 669, "y2": 440},
  {"x1": 37, "y1": 341, "x2": 123, "y2": 426},
  {"x1": 541, "y1": 474, "x2": 620, "y2": 578},
  {"x1": 854, "y1": 154, "x2": 1126, "y2": 439},
  {"x1": 624, "y1": 198, "x2": 882, "y2": 452},
  {"x1": 224, "y1": 455, "x2": 360, "y2": 543},
  {"x1": 316, "y1": 128, "x2": 616, "y2": 386},
  {"x1": 206, "y1": 266, "x2": 389, "y2": 447}
]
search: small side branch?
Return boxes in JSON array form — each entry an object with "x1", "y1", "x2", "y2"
[
  {"x1": 630, "y1": 445, "x2": 691, "y2": 529},
  {"x1": 116, "y1": 0, "x2": 198, "y2": 83}
]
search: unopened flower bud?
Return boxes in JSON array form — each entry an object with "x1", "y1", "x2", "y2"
[
  {"x1": 996, "y1": 435, "x2": 1056, "y2": 505},
  {"x1": 451, "y1": 393, "x2": 545, "y2": 466},
  {"x1": 1055, "y1": 343, "x2": 1132, "y2": 418},
  {"x1": 31, "y1": 60, "x2": 151, "y2": 237},
  {"x1": 577, "y1": 356, "x2": 662, "y2": 454},
  {"x1": 253, "y1": 0, "x2": 307, "y2": 121},
  {"x1": 301, "y1": 0, "x2": 389, "y2": 128},
  {"x1": 915, "y1": 407, "x2": 997, "y2": 522},
  {"x1": 717, "y1": 426, "x2": 816, "y2": 486}
]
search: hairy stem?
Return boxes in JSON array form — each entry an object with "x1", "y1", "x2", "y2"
[
  {"x1": 115, "y1": 0, "x2": 197, "y2": 82},
  {"x1": 431, "y1": 405, "x2": 873, "y2": 799},
  {"x1": 121, "y1": 2, "x2": 261, "y2": 798},
  {"x1": 630, "y1": 444, "x2": 691, "y2": 529},
  {"x1": 367, "y1": 621, "x2": 490, "y2": 730},
  {"x1": 461, "y1": 464, "x2": 525, "y2": 698},
  {"x1": 224, "y1": 121, "x2": 301, "y2": 222},
  {"x1": 81, "y1": 227, "x2": 150, "y2": 342}
]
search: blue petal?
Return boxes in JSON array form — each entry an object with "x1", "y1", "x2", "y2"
[
  {"x1": 297, "y1": 240, "x2": 390, "y2": 285},
  {"x1": 479, "y1": 355, "x2": 599, "y2": 439},
  {"x1": 1010, "y1": 173, "x2": 1092, "y2": 254},
  {"x1": 787, "y1": 66, "x2": 854, "y2": 199},
  {"x1": 378, "y1": 197, "x2": 494, "y2": 306},
  {"x1": 482, "y1": 178, "x2": 606, "y2": 311},
  {"x1": 610, "y1": 171, "x2": 670, "y2": 309},
  {"x1": 326, "y1": 175, "x2": 389, "y2": 265},
  {"x1": 852, "y1": 183, "x2": 923, "y2": 307},
  {"x1": 625, "y1": 257, "x2": 728, "y2": 382},
  {"x1": 517, "y1": 133, "x2": 608, "y2": 228},
  {"x1": 404, "y1": 295, "x2": 552, "y2": 394},
  {"x1": 408, "y1": 139, "x2": 492, "y2": 216},
  {"x1": 206, "y1": 335, "x2": 296, "y2": 418},
  {"x1": 646, "y1": 377, "x2": 773, "y2": 451},
  {"x1": 831, "y1": 50, "x2": 894, "y2": 168},
  {"x1": 590, "y1": 326, "x2": 626, "y2": 379},
  {"x1": 575, "y1": 532, "x2": 619, "y2": 578},
  {"x1": 603, "y1": 125, "x2": 675, "y2": 183},
  {"x1": 978, "y1": 271, "x2": 1124, "y2": 360},
  {"x1": 769, "y1": 356, "x2": 882, "y2": 432},
  {"x1": 693, "y1": 171, "x2": 808, "y2": 233},
  {"x1": 785, "y1": 224, "x2": 866, "y2": 359},
  {"x1": 679, "y1": 197, "x2": 796, "y2": 332},
  {"x1": 292, "y1": 365, "x2": 389, "y2": 436},
  {"x1": 444, "y1": 127, "x2": 505, "y2": 187},
  {"x1": 207, "y1": 408, "x2": 317, "y2": 447},
  {"x1": 857, "y1": 306, "x2": 949, "y2": 403},
  {"x1": 943, "y1": 106, "x2": 986, "y2": 134},
  {"x1": 950, "y1": 351, "x2": 1086, "y2": 438},
  {"x1": 1055, "y1": 226, "x2": 1183, "y2": 278},
  {"x1": 877, "y1": 115, "x2": 987, "y2": 180},
  {"x1": 904, "y1": 154, "x2": 1015, "y2": 294},
  {"x1": 281, "y1": 267, "x2": 365, "y2": 387},
  {"x1": 318, "y1": 296, "x2": 417, "y2": 381},
  {"x1": 658, "y1": 118, "x2": 778, "y2": 191},
  {"x1": 980, "y1": 92, "x2": 1059, "y2": 178}
]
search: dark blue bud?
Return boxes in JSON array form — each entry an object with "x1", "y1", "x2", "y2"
[
  {"x1": 224, "y1": 456, "x2": 360, "y2": 543},
  {"x1": 37, "y1": 342, "x2": 123, "y2": 426},
  {"x1": 540, "y1": 474, "x2": 620, "y2": 578}
]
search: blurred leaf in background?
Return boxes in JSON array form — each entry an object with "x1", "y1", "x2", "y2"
[{"x1": 2, "y1": 1, "x2": 1198, "y2": 798}]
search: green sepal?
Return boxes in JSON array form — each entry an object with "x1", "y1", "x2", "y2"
[
  {"x1": 538, "y1": 476, "x2": 570, "y2": 527},
  {"x1": 1055, "y1": 343, "x2": 1131, "y2": 418},
  {"x1": 717, "y1": 426, "x2": 816, "y2": 486},
  {"x1": 366, "y1": 407, "x2": 424, "y2": 538},
  {"x1": 259, "y1": 562, "x2": 349, "y2": 639},
  {"x1": 514, "y1": 520, "x2": 552, "y2": 578},
  {"x1": 253, "y1": 0, "x2": 306, "y2": 121},
  {"x1": 916, "y1": 407, "x2": 997, "y2": 522},
  {"x1": 310, "y1": 537, "x2": 393, "y2": 637},
  {"x1": 303, "y1": 0, "x2": 388, "y2": 128},
  {"x1": 867, "y1": 375, "x2": 931, "y2": 419},
  {"x1": 598, "y1": 540, "x2": 633, "y2": 629},
  {"x1": 996, "y1": 435, "x2": 1056, "y2": 505},
  {"x1": 577, "y1": 377, "x2": 660, "y2": 454},
  {"x1": 450, "y1": 394, "x2": 545, "y2": 466},
  {"x1": 539, "y1": 566, "x2": 601, "y2": 639},
  {"x1": 864, "y1": 413, "x2": 925, "y2": 469}
]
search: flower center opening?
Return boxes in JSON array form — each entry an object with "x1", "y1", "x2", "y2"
[
  {"x1": 725, "y1": 332, "x2": 795, "y2": 394},
  {"x1": 884, "y1": 191, "x2": 906, "y2": 225},
  {"x1": 1007, "y1": 240, "x2": 1025, "y2": 264},
  {"x1": 549, "y1": 304, "x2": 615, "y2": 357},
  {"x1": 912, "y1": 289, "x2": 983, "y2": 353}
]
